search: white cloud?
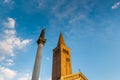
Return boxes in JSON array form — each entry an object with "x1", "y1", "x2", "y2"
[
  {"x1": 0, "y1": 66, "x2": 32, "y2": 80},
  {"x1": 0, "y1": 66, "x2": 16, "y2": 79},
  {"x1": 69, "y1": 14, "x2": 87, "y2": 24},
  {"x1": 0, "y1": 17, "x2": 32, "y2": 80},
  {"x1": 0, "y1": 40, "x2": 14, "y2": 56},
  {"x1": 14, "y1": 39, "x2": 32, "y2": 49},
  {"x1": 5, "y1": 59, "x2": 14, "y2": 66},
  {"x1": 0, "y1": 37, "x2": 31, "y2": 56},
  {"x1": 112, "y1": 2, "x2": 120, "y2": 9},
  {"x1": 0, "y1": 17, "x2": 31, "y2": 58},
  {"x1": 3, "y1": 0, "x2": 12, "y2": 3},
  {"x1": 7, "y1": 59, "x2": 13, "y2": 63},
  {"x1": 3, "y1": 17, "x2": 15, "y2": 28},
  {"x1": 18, "y1": 73, "x2": 31, "y2": 80},
  {"x1": 51, "y1": 0, "x2": 77, "y2": 21},
  {"x1": 4, "y1": 29, "x2": 16, "y2": 35},
  {"x1": 0, "y1": 77, "x2": 4, "y2": 80},
  {"x1": 6, "y1": 62, "x2": 14, "y2": 66}
]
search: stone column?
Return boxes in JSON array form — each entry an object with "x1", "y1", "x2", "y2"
[
  {"x1": 32, "y1": 29, "x2": 46, "y2": 80},
  {"x1": 32, "y1": 44, "x2": 43, "y2": 80}
]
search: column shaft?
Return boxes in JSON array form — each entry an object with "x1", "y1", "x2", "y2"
[{"x1": 32, "y1": 44, "x2": 43, "y2": 80}]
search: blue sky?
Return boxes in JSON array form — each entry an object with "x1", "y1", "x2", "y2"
[{"x1": 0, "y1": 0, "x2": 120, "y2": 80}]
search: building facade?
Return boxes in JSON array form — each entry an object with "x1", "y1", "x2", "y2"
[{"x1": 52, "y1": 33, "x2": 88, "y2": 80}]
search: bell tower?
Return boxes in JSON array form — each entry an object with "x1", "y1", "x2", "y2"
[{"x1": 52, "y1": 33, "x2": 72, "y2": 80}]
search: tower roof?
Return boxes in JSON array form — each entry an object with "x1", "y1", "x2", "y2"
[{"x1": 57, "y1": 32, "x2": 66, "y2": 46}]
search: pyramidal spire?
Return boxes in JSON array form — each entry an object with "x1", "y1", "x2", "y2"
[{"x1": 57, "y1": 32, "x2": 66, "y2": 46}]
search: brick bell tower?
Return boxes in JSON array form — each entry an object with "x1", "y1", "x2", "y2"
[{"x1": 52, "y1": 33, "x2": 72, "y2": 80}]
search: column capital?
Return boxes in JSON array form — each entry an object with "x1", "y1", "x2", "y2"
[{"x1": 37, "y1": 38, "x2": 46, "y2": 45}]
